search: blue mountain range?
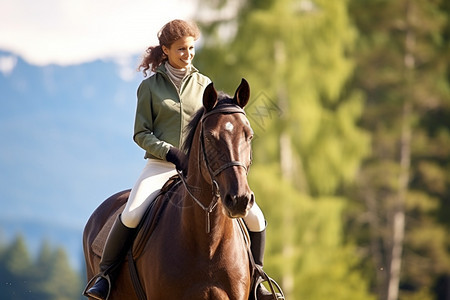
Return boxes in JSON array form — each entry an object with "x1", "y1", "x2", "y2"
[{"x1": 0, "y1": 50, "x2": 146, "y2": 269}]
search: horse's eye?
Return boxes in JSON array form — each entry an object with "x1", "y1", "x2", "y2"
[
  {"x1": 245, "y1": 130, "x2": 253, "y2": 141},
  {"x1": 246, "y1": 126, "x2": 254, "y2": 141},
  {"x1": 205, "y1": 131, "x2": 218, "y2": 144}
]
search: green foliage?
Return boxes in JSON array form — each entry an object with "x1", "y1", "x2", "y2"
[
  {"x1": 0, "y1": 235, "x2": 34, "y2": 299},
  {"x1": 2, "y1": 235, "x2": 32, "y2": 275},
  {"x1": 196, "y1": 0, "x2": 374, "y2": 299},
  {"x1": 196, "y1": 0, "x2": 450, "y2": 299},
  {"x1": 199, "y1": 0, "x2": 370, "y2": 196},
  {"x1": 0, "y1": 234, "x2": 82, "y2": 300},
  {"x1": 348, "y1": 0, "x2": 450, "y2": 298},
  {"x1": 249, "y1": 165, "x2": 375, "y2": 299}
]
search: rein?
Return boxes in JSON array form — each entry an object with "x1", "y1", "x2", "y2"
[
  {"x1": 179, "y1": 104, "x2": 250, "y2": 234},
  {"x1": 177, "y1": 169, "x2": 219, "y2": 233}
]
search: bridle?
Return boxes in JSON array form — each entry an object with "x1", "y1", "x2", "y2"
[
  {"x1": 200, "y1": 104, "x2": 251, "y2": 180},
  {"x1": 178, "y1": 103, "x2": 252, "y2": 233}
]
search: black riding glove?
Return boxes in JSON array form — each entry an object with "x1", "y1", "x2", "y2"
[{"x1": 166, "y1": 147, "x2": 188, "y2": 174}]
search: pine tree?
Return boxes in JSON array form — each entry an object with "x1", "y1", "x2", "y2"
[
  {"x1": 0, "y1": 234, "x2": 34, "y2": 299},
  {"x1": 348, "y1": 0, "x2": 450, "y2": 299},
  {"x1": 0, "y1": 235, "x2": 82, "y2": 300},
  {"x1": 35, "y1": 246, "x2": 81, "y2": 300},
  {"x1": 35, "y1": 240, "x2": 53, "y2": 276},
  {"x1": 196, "y1": 0, "x2": 373, "y2": 299}
]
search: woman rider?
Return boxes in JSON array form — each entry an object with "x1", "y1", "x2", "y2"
[{"x1": 84, "y1": 19, "x2": 274, "y2": 300}]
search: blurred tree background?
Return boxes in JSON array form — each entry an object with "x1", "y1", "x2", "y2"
[
  {"x1": 195, "y1": 0, "x2": 450, "y2": 299},
  {"x1": 1, "y1": 0, "x2": 449, "y2": 299},
  {"x1": 0, "y1": 235, "x2": 83, "y2": 300}
]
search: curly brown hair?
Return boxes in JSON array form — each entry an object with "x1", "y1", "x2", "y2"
[{"x1": 138, "y1": 20, "x2": 200, "y2": 76}]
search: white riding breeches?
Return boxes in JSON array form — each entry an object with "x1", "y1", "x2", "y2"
[
  {"x1": 121, "y1": 158, "x2": 266, "y2": 232},
  {"x1": 243, "y1": 201, "x2": 266, "y2": 232},
  {"x1": 121, "y1": 159, "x2": 177, "y2": 228}
]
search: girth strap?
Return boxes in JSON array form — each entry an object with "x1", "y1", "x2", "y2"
[{"x1": 128, "y1": 250, "x2": 146, "y2": 300}]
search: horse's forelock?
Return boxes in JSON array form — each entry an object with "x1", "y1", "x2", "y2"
[{"x1": 217, "y1": 91, "x2": 232, "y2": 102}]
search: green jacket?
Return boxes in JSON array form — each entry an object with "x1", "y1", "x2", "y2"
[{"x1": 133, "y1": 64, "x2": 211, "y2": 160}]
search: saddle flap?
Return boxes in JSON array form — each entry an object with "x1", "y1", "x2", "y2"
[
  {"x1": 132, "y1": 175, "x2": 182, "y2": 258},
  {"x1": 91, "y1": 175, "x2": 181, "y2": 258},
  {"x1": 91, "y1": 204, "x2": 126, "y2": 257}
]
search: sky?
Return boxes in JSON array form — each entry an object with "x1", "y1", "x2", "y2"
[
  {"x1": 0, "y1": 0, "x2": 198, "y2": 66},
  {"x1": 0, "y1": 0, "x2": 204, "y2": 265}
]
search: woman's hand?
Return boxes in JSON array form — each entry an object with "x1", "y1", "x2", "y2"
[{"x1": 166, "y1": 147, "x2": 188, "y2": 174}]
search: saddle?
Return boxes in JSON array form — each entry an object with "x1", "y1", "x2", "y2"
[{"x1": 91, "y1": 174, "x2": 181, "y2": 259}]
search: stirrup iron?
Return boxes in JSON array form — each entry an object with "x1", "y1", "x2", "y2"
[
  {"x1": 82, "y1": 272, "x2": 112, "y2": 300},
  {"x1": 253, "y1": 266, "x2": 285, "y2": 300}
]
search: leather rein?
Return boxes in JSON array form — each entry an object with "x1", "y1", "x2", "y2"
[{"x1": 178, "y1": 104, "x2": 251, "y2": 233}]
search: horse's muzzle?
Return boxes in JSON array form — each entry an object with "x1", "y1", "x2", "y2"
[{"x1": 223, "y1": 191, "x2": 255, "y2": 218}]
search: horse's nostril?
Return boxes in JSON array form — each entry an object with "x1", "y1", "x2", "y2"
[
  {"x1": 225, "y1": 195, "x2": 237, "y2": 208},
  {"x1": 249, "y1": 192, "x2": 255, "y2": 207},
  {"x1": 224, "y1": 192, "x2": 254, "y2": 218}
]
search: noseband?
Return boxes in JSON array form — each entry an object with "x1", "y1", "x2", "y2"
[{"x1": 178, "y1": 104, "x2": 252, "y2": 233}]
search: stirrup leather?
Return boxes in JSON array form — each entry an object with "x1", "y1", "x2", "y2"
[{"x1": 236, "y1": 219, "x2": 285, "y2": 300}]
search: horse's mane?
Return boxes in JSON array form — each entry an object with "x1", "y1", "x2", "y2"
[{"x1": 181, "y1": 91, "x2": 233, "y2": 158}]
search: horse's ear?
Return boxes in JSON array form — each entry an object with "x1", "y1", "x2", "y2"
[
  {"x1": 203, "y1": 82, "x2": 218, "y2": 112},
  {"x1": 233, "y1": 78, "x2": 250, "y2": 108}
]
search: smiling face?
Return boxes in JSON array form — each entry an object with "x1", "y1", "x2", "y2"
[{"x1": 162, "y1": 36, "x2": 196, "y2": 70}]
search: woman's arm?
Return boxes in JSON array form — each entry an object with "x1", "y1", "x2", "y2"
[{"x1": 133, "y1": 81, "x2": 173, "y2": 160}]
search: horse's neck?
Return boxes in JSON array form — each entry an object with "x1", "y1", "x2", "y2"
[{"x1": 181, "y1": 177, "x2": 234, "y2": 257}]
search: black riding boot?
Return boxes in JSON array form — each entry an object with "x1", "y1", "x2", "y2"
[
  {"x1": 249, "y1": 228, "x2": 284, "y2": 300},
  {"x1": 84, "y1": 214, "x2": 135, "y2": 300}
]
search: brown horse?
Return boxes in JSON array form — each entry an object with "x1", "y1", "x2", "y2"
[{"x1": 83, "y1": 79, "x2": 255, "y2": 299}]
